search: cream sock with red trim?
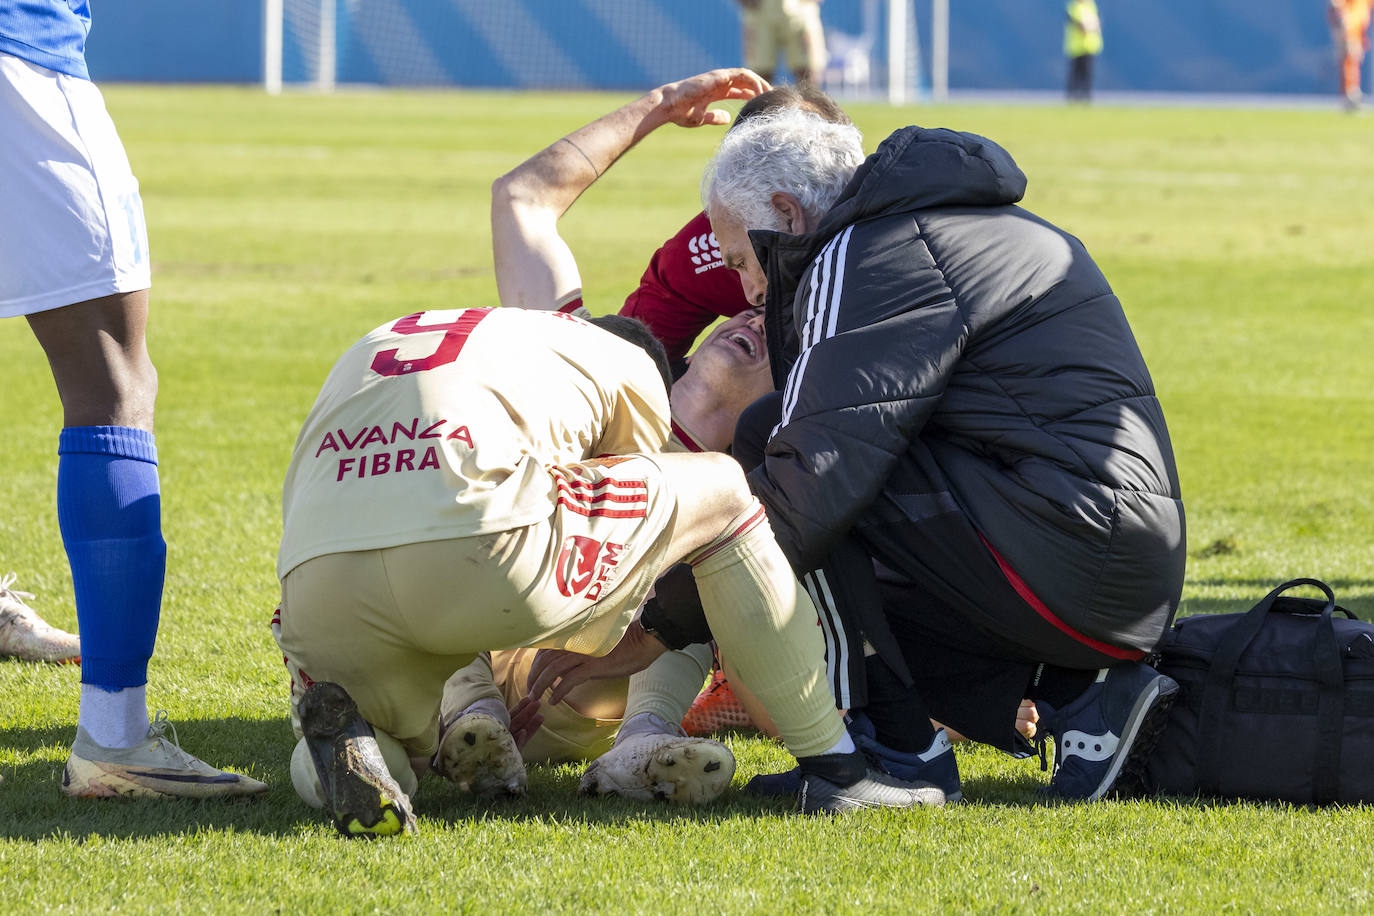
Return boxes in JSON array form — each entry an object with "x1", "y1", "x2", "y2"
[
  {"x1": 689, "y1": 499, "x2": 846, "y2": 759},
  {"x1": 623, "y1": 642, "x2": 715, "y2": 730}
]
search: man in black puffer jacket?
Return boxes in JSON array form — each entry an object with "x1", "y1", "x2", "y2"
[{"x1": 704, "y1": 108, "x2": 1187, "y2": 801}]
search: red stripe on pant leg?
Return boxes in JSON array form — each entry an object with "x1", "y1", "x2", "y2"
[{"x1": 978, "y1": 534, "x2": 1144, "y2": 662}]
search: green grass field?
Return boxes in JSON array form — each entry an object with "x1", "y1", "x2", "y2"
[{"x1": 2, "y1": 85, "x2": 1373, "y2": 913}]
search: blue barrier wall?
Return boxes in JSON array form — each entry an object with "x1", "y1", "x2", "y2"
[{"x1": 83, "y1": 0, "x2": 1345, "y2": 97}]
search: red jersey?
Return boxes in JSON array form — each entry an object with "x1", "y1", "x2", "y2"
[{"x1": 619, "y1": 211, "x2": 752, "y2": 363}]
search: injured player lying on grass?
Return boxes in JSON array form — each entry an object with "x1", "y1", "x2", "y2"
[{"x1": 275, "y1": 70, "x2": 948, "y2": 839}]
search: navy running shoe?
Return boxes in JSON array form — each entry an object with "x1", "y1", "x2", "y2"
[
  {"x1": 1038, "y1": 662, "x2": 1179, "y2": 801},
  {"x1": 744, "y1": 766, "x2": 801, "y2": 798},
  {"x1": 847, "y1": 712, "x2": 963, "y2": 803}
]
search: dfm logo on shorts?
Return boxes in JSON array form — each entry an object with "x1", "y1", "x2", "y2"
[
  {"x1": 556, "y1": 536, "x2": 626, "y2": 601},
  {"x1": 688, "y1": 232, "x2": 723, "y2": 274}
]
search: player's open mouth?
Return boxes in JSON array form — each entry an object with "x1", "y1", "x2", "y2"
[{"x1": 725, "y1": 330, "x2": 758, "y2": 358}]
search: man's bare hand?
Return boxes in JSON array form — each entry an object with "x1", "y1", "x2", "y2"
[
  {"x1": 525, "y1": 621, "x2": 668, "y2": 707},
  {"x1": 650, "y1": 68, "x2": 771, "y2": 129},
  {"x1": 508, "y1": 694, "x2": 545, "y2": 749},
  {"x1": 1016, "y1": 698, "x2": 1040, "y2": 739}
]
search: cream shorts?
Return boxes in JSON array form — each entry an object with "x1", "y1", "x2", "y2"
[
  {"x1": 0, "y1": 52, "x2": 149, "y2": 318},
  {"x1": 276, "y1": 455, "x2": 676, "y2": 757}
]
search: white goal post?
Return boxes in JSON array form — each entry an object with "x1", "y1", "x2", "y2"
[
  {"x1": 263, "y1": 0, "x2": 950, "y2": 104},
  {"x1": 884, "y1": 0, "x2": 948, "y2": 104},
  {"x1": 263, "y1": 0, "x2": 334, "y2": 94}
]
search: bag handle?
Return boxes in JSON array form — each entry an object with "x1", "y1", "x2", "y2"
[{"x1": 1196, "y1": 579, "x2": 1339, "y2": 797}]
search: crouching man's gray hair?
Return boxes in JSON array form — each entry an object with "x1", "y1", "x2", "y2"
[{"x1": 702, "y1": 108, "x2": 865, "y2": 231}]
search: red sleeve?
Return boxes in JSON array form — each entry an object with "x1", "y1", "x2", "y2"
[{"x1": 619, "y1": 211, "x2": 751, "y2": 363}]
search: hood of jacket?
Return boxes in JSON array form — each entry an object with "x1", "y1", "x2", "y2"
[{"x1": 753, "y1": 126, "x2": 1028, "y2": 309}]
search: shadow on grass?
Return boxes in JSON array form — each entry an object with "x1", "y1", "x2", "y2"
[{"x1": 0, "y1": 716, "x2": 822, "y2": 840}]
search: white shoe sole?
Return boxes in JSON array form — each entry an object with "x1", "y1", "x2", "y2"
[
  {"x1": 580, "y1": 734, "x2": 735, "y2": 805},
  {"x1": 436, "y1": 713, "x2": 527, "y2": 796}
]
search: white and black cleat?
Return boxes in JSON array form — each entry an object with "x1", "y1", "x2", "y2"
[{"x1": 299, "y1": 681, "x2": 415, "y2": 838}]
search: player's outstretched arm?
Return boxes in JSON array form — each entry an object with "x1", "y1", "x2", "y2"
[{"x1": 491, "y1": 69, "x2": 770, "y2": 312}]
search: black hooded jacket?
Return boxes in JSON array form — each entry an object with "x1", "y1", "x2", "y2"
[{"x1": 746, "y1": 126, "x2": 1186, "y2": 653}]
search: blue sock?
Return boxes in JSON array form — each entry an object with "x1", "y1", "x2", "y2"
[{"x1": 57, "y1": 426, "x2": 166, "y2": 690}]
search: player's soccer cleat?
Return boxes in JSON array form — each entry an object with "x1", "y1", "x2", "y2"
[
  {"x1": 298, "y1": 681, "x2": 415, "y2": 838},
  {"x1": 798, "y1": 764, "x2": 947, "y2": 816},
  {"x1": 681, "y1": 668, "x2": 756, "y2": 737},
  {"x1": 434, "y1": 711, "x2": 527, "y2": 796},
  {"x1": 847, "y1": 712, "x2": 963, "y2": 803},
  {"x1": 0, "y1": 573, "x2": 80, "y2": 664},
  {"x1": 1038, "y1": 662, "x2": 1179, "y2": 801},
  {"x1": 579, "y1": 733, "x2": 735, "y2": 804},
  {"x1": 62, "y1": 711, "x2": 268, "y2": 799}
]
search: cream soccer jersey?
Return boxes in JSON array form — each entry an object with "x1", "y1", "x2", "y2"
[{"x1": 278, "y1": 307, "x2": 670, "y2": 578}]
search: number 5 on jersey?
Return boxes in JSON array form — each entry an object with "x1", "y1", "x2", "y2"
[{"x1": 370, "y1": 309, "x2": 491, "y2": 377}]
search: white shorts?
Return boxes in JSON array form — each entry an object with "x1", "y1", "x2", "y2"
[{"x1": 0, "y1": 52, "x2": 150, "y2": 319}]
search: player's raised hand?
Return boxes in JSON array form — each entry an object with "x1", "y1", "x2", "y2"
[{"x1": 651, "y1": 68, "x2": 772, "y2": 128}]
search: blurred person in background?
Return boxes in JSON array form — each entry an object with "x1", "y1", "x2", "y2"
[
  {"x1": 738, "y1": 0, "x2": 827, "y2": 87},
  {"x1": 1065, "y1": 0, "x2": 1103, "y2": 103},
  {"x1": 1329, "y1": 0, "x2": 1372, "y2": 110},
  {"x1": 0, "y1": 0, "x2": 266, "y2": 800}
]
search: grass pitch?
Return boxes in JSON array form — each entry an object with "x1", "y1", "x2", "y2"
[{"x1": 2, "y1": 86, "x2": 1373, "y2": 913}]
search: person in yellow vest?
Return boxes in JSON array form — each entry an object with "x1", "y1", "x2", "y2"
[
  {"x1": 1329, "y1": 0, "x2": 1372, "y2": 110},
  {"x1": 1065, "y1": 0, "x2": 1103, "y2": 103}
]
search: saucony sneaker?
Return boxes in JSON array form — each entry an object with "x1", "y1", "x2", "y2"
[
  {"x1": 0, "y1": 573, "x2": 79, "y2": 664},
  {"x1": 1039, "y1": 662, "x2": 1179, "y2": 801},
  {"x1": 847, "y1": 712, "x2": 963, "y2": 803},
  {"x1": 744, "y1": 765, "x2": 801, "y2": 797},
  {"x1": 298, "y1": 681, "x2": 414, "y2": 838},
  {"x1": 62, "y1": 711, "x2": 268, "y2": 799}
]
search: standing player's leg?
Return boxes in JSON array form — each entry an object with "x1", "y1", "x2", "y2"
[
  {"x1": 26, "y1": 293, "x2": 265, "y2": 799},
  {"x1": 786, "y1": 0, "x2": 828, "y2": 85},
  {"x1": 741, "y1": 2, "x2": 778, "y2": 85},
  {"x1": 0, "y1": 55, "x2": 264, "y2": 798}
]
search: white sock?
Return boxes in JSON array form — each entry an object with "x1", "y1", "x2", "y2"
[
  {"x1": 821, "y1": 733, "x2": 857, "y2": 757},
  {"x1": 78, "y1": 684, "x2": 150, "y2": 749},
  {"x1": 460, "y1": 697, "x2": 511, "y2": 728},
  {"x1": 615, "y1": 712, "x2": 679, "y2": 745}
]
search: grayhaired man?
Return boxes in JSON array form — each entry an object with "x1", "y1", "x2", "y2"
[{"x1": 702, "y1": 108, "x2": 1187, "y2": 802}]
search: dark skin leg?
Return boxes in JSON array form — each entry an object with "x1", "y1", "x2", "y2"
[{"x1": 26, "y1": 290, "x2": 157, "y2": 430}]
